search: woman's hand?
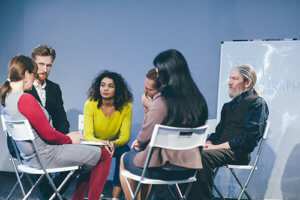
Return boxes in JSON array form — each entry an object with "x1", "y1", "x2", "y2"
[
  {"x1": 102, "y1": 140, "x2": 115, "y2": 157},
  {"x1": 67, "y1": 132, "x2": 83, "y2": 144},
  {"x1": 131, "y1": 139, "x2": 140, "y2": 151}
]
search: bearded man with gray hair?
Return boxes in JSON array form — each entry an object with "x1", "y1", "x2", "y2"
[{"x1": 187, "y1": 64, "x2": 269, "y2": 200}]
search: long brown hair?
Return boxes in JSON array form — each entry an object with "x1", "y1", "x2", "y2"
[{"x1": 0, "y1": 54, "x2": 38, "y2": 106}]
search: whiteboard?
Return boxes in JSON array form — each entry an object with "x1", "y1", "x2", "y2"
[{"x1": 215, "y1": 40, "x2": 300, "y2": 199}]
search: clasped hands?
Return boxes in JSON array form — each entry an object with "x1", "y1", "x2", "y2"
[
  {"x1": 102, "y1": 140, "x2": 115, "y2": 157},
  {"x1": 203, "y1": 141, "x2": 230, "y2": 150}
]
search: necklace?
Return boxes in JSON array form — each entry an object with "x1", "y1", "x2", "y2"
[{"x1": 101, "y1": 105, "x2": 115, "y2": 118}]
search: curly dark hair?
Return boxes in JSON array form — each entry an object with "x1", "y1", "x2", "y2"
[{"x1": 87, "y1": 70, "x2": 133, "y2": 111}]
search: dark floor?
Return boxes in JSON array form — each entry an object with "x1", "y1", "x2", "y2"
[
  {"x1": 0, "y1": 171, "x2": 113, "y2": 200},
  {"x1": 0, "y1": 172, "x2": 240, "y2": 200}
]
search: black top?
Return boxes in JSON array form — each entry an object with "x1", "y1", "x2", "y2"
[{"x1": 208, "y1": 90, "x2": 269, "y2": 152}]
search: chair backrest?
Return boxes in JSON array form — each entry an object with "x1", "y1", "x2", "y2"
[
  {"x1": 262, "y1": 120, "x2": 270, "y2": 140},
  {"x1": 247, "y1": 120, "x2": 270, "y2": 167},
  {"x1": 78, "y1": 114, "x2": 84, "y2": 136},
  {"x1": 2, "y1": 116, "x2": 35, "y2": 141},
  {"x1": 149, "y1": 124, "x2": 209, "y2": 150},
  {"x1": 1, "y1": 115, "x2": 7, "y2": 132}
]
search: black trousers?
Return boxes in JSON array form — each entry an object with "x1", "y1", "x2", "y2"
[{"x1": 186, "y1": 148, "x2": 250, "y2": 200}]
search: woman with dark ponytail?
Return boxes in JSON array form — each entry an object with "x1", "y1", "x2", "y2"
[
  {"x1": 1, "y1": 55, "x2": 111, "y2": 200},
  {"x1": 119, "y1": 49, "x2": 208, "y2": 200}
]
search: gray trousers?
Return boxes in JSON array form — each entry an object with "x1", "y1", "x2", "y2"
[{"x1": 186, "y1": 148, "x2": 250, "y2": 200}]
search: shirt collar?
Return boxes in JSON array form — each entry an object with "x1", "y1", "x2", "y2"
[
  {"x1": 152, "y1": 92, "x2": 161, "y2": 101},
  {"x1": 231, "y1": 90, "x2": 254, "y2": 104},
  {"x1": 33, "y1": 80, "x2": 46, "y2": 89}
]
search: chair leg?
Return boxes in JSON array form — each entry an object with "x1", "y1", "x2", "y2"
[
  {"x1": 236, "y1": 167, "x2": 256, "y2": 200},
  {"x1": 5, "y1": 173, "x2": 24, "y2": 200},
  {"x1": 146, "y1": 185, "x2": 155, "y2": 200},
  {"x1": 133, "y1": 181, "x2": 143, "y2": 200},
  {"x1": 6, "y1": 180, "x2": 18, "y2": 200},
  {"x1": 171, "y1": 182, "x2": 193, "y2": 200},
  {"x1": 23, "y1": 174, "x2": 45, "y2": 200},
  {"x1": 229, "y1": 168, "x2": 252, "y2": 200},
  {"x1": 24, "y1": 174, "x2": 47, "y2": 200},
  {"x1": 168, "y1": 185, "x2": 179, "y2": 200},
  {"x1": 43, "y1": 172, "x2": 63, "y2": 200},
  {"x1": 174, "y1": 184, "x2": 184, "y2": 199},
  {"x1": 49, "y1": 170, "x2": 77, "y2": 200},
  {"x1": 212, "y1": 168, "x2": 225, "y2": 200},
  {"x1": 212, "y1": 183, "x2": 225, "y2": 200},
  {"x1": 10, "y1": 159, "x2": 26, "y2": 197},
  {"x1": 124, "y1": 176, "x2": 135, "y2": 199},
  {"x1": 182, "y1": 182, "x2": 193, "y2": 200}
]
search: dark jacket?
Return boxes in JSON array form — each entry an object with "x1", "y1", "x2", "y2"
[{"x1": 26, "y1": 79, "x2": 70, "y2": 134}]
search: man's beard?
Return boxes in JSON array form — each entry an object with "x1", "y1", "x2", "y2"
[
  {"x1": 229, "y1": 87, "x2": 243, "y2": 99},
  {"x1": 38, "y1": 72, "x2": 49, "y2": 82}
]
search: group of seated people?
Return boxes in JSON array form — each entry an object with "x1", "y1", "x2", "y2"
[{"x1": 0, "y1": 45, "x2": 269, "y2": 200}]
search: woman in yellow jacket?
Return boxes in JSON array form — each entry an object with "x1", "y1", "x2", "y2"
[{"x1": 84, "y1": 70, "x2": 133, "y2": 200}]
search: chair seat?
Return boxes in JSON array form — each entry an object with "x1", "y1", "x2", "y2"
[
  {"x1": 18, "y1": 165, "x2": 80, "y2": 174},
  {"x1": 121, "y1": 170, "x2": 196, "y2": 185},
  {"x1": 226, "y1": 165, "x2": 257, "y2": 170}
]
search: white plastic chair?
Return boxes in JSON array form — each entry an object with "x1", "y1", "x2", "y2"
[
  {"x1": 1, "y1": 115, "x2": 36, "y2": 200},
  {"x1": 77, "y1": 114, "x2": 105, "y2": 146},
  {"x1": 121, "y1": 124, "x2": 209, "y2": 200},
  {"x1": 1, "y1": 115, "x2": 81, "y2": 200},
  {"x1": 213, "y1": 121, "x2": 270, "y2": 200},
  {"x1": 78, "y1": 114, "x2": 84, "y2": 136}
]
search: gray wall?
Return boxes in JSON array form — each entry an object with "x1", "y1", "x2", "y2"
[{"x1": 1, "y1": 0, "x2": 300, "y2": 198}]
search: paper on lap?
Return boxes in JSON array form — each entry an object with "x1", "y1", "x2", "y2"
[{"x1": 80, "y1": 141, "x2": 105, "y2": 146}]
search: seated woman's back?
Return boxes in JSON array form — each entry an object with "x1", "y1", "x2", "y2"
[
  {"x1": 134, "y1": 49, "x2": 208, "y2": 169},
  {"x1": 120, "y1": 49, "x2": 208, "y2": 200}
]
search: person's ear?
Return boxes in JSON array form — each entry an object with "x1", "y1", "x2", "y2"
[
  {"x1": 244, "y1": 80, "x2": 252, "y2": 90},
  {"x1": 24, "y1": 70, "x2": 29, "y2": 83}
]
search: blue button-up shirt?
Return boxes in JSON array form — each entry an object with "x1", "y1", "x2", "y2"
[{"x1": 208, "y1": 90, "x2": 269, "y2": 152}]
